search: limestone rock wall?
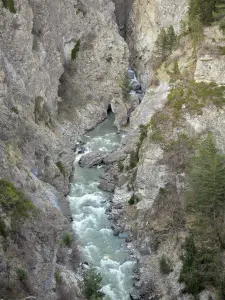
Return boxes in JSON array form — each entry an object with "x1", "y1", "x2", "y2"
[
  {"x1": 109, "y1": 0, "x2": 225, "y2": 297},
  {"x1": 126, "y1": 0, "x2": 188, "y2": 87},
  {"x1": 0, "y1": 0, "x2": 128, "y2": 299}
]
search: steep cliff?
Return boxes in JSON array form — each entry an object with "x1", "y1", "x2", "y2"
[
  {"x1": 110, "y1": 0, "x2": 225, "y2": 299},
  {"x1": 0, "y1": 0, "x2": 128, "y2": 299}
]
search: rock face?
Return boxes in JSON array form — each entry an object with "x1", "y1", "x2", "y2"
[
  {"x1": 105, "y1": 1, "x2": 225, "y2": 299},
  {"x1": 0, "y1": 0, "x2": 129, "y2": 299},
  {"x1": 194, "y1": 26, "x2": 225, "y2": 85},
  {"x1": 126, "y1": 0, "x2": 188, "y2": 86},
  {"x1": 112, "y1": 0, "x2": 134, "y2": 37}
]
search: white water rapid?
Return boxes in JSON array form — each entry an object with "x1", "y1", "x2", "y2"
[{"x1": 68, "y1": 113, "x2": 136, "y2": 300}]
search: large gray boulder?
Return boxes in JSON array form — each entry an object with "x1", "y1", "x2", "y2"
[
  {"x1": 128, "y1": 68, "x2": 135, "y2": 79},
  {"x1": 103, "y1": 150, "x2": 126, "y2": 164},
  {"x1": 79, "y1": 152, "x2": 104, "y2": 168},
  {"x1": 98, "y1": 165, "x2": 119, "y2": 192}
]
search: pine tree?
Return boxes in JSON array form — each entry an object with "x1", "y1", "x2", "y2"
[
  {"x1": 83, "y1": 268, "x2": 104, "y2": 299},
  {"x1": 166, "y1": 25, "x2": 176, "y2": 53},
  {"x1": 155, "y1": 26, "x2": 177, "y2": 61},
  {"x1": 198, "y1": 0, "x2": 217, "y2": 24},
  {"x1": 188, "y1": 0, "x2": 203, "y2": 43},
  {"x1": 155, "y1": 28, "x2": 167, "y2": 60},
  {"x1": 186, "y1": 133, "x2": 225, "y2": 248}
]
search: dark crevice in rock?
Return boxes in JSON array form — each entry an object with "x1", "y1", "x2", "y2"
[{"x1": 112, "y1": 0, "x2": 134, "y2": 38}]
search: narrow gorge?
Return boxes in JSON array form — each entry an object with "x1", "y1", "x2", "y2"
[{"x1": 1, "y1": 0, "x2": 225, "y2": 300}]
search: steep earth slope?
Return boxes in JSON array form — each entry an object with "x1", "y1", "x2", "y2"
[{"x1": 0, "y1": 0, "x2": 128, "y2": 299}]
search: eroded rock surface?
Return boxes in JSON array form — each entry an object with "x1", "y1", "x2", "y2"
[
  {"x1": 0, "y1": 0, "x2": 129, "y2": 299},
  {"x1": 79, "y1": 152, "x2": 104, "y2": 168}
]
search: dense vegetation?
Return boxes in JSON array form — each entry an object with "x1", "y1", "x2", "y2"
[
  {"x1": 56, "y1": 161, "x2": 66, "y2": 177},
  {"x1": 189, "y1": 0, "x2": 225, "y2": 25},
  {"x1": 180, "y1": 134, "x2": 225, "y2": 298},
  {"x1": 0, "y1": 180, "x2": 34, "y2": 238},
  {"x1": 83, "y1": 268, "x2": 104, "y2": 300},
  {"x1": 155, "y1": 25, "x2": 177, "y2": 61},
  {"x1": 167, "y1": 81, "x2": 225, "y2": 123},
  {"x1": 1, "y1": 0, "x2": 16, "y2": 13},
  {"x1": 188, "y1": 0, "x2": 225, "y2": 41}
]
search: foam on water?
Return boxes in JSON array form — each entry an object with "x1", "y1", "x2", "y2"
[{"x1": 69, "y1": 113, "x2": 136, "y2": 300}]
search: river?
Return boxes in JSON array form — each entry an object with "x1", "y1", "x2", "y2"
[{"x1": 68, "y1": 113, "x2": 136, "y2": 300}]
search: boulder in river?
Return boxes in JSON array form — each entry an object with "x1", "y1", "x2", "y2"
[
  {"x1": 131, "y1": 80, "x2": 141, "y2": 91},
  {"x1": 98, "y1": 181, "x2": 115, "y2": 192},
  {"x1": 103, "y1": 150, "x2": 126, "y2": 164},
  {"x1": 79, "y1": 152, "x2": 105, "y2": 168},
  {"x1": 98, "y1": 164, "x2": 118, "y2": 192},
  {"x1": 128, "y1": 68, "x2": 135, "y2": 79}
]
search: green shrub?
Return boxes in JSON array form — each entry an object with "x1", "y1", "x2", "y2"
[
  {"x1": 17, "y1": 268, "x2": 26, "y2": 282},
  {"x1": 117, "y1": 161, "x2": 124, "y2": 172},
  {"x1": 62, "y1": 232, "x2": 72, "y2": 247},
  {"x1": 219, "y1": 20, "x2": 225, "y2": 33},
  {"x1": 119, "y1": 74, "x2": 132, "y2": 98},
  {"x1": 56, "y1": 161, "x2": 66, "y2": 177},
  {"x1": 83, "y1": 268, "x2": 104, "y2": 300},
  {"x1": 11, "y1": 106, "x2": 19, "y2": 114},
  {"x1": 127, "y1": 124, "x2": 149, "y2": 170},
  {"x1": 219, "y1": 46, "x2": 225, "y2": 55},
  {"x1": 55, "y1": 270, "x2": 62, "y2": 284},
  {"x1": 71, "y1": 40, "x2": 81, "y2": 60},
  {"x1": 0, "y1": 180, "x2": 34, "y2": 220},
  {"x1": 139, "y1": 124, "x2": 148, "y2": 142},
  {"x1": 159, "y1": 255, "x2": 173, "y2": 274},
  {"x1": 128, "y1": 194, "x2": 140, "y2": 205},
  {"x1": 1, "y1": 0, "x2": 16, "y2": 13},
  {"x1": 167, "y1": 81, "x2": 225, "y2": 124},
  {"x1": 0, "y1": 218, "x2": 7, "y2": 238},
  {"x1": 128, "y1": 150, "x2": 139, "y2": 170}
]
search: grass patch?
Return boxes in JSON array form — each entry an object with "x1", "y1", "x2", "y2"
[
  {"x1": 0, "y1": 180, "x2": 34, "y2": 220},
  {"x1": 219, "y1": 20, "x2": 225, "y2": 33},
  {"x1": 117, "y1": 161, "x2": 124, "y2": 172},
  {"x1": 11, "y1": 106, "x2": 19, "y2": 114},
  {"x1": 1, "y1": 0, "x2": 16, "y2": 13},
  {"x1": 71, "y1": 40, "x2": 80, "y2": 60},
  {"x1": 0, "y1": 218, "x2": 7, "y2": 238},
  {"x1": 167, "y1": 80, "x2": 225, "y2": 124},
  {"x1": 159, "y1": 254, "x2": 173, "y2": 274},
  {"x1": 219, "y1": 46, "x2": 225, "y2": 55},
  {"x1": 62, "y1": 232, "x2": 72, "y2": 247},
  {"x1": 17, "y1": 269, "x2": 26, "y2": 282},
  {"x1": 56, "y1": 161, "x2": 66, "y2": 177},
  {"x1": 55, "y1": 270, "x2": 62, "y2": 284}
]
